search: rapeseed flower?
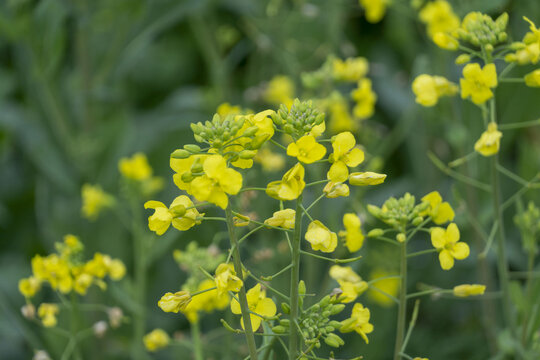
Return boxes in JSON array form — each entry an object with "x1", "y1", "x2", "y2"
[
  {"x1": 348, "y1": 171, "x2": 386, "y2": 186},
  {"x1": 254, "y1": 147, "x2": 285, "y2": 172},
  {"x1": 339, "y1": 213, "x2": 365, "y2": 252},
  {"x1": 264, "y1": 209, "x2": 296, "y2": 229},
  {"x1": 38, "y1": 303, "x2": 59, "y2": 328},
  {"x1": 18, "y1": 277, "x2": 41, "y2": 298},
  {"x1": 359, "y1": 0, "x2": 388, "y2": 24},
  {"x1": 143, "y1": 329, "x2": 170, "y2": 352},
  {"x1": 474, "y1": 123, "x2": 502, "y2": 157},
  {"x1": 305, "y1": 220, "x2": 338, "y2": 253},
  {"x1": 368, "y1": 269, "x2": 399, "y2": 307},
  {"x1": 328, "y1": 132, "x2": 365, "y2": 183},
  {"x1": 453, "y1": 284, "x2": 486, "y2": 297},
  {"x1": 81, "y1": 184, "x2": 114, "y2": 221},
  {"x1": 158, "y1": 291, "x2": 192, "y2": 313},
  {"x1": 351, "y1": 78, "x2": 377, "y2": 119},
  {"x1": 431, "y1": 223, "x2": 469, "y2": 270},
  {"x1": 412, "y1": 74, "x2": 458, "y2": 107},
  {"x1": 264, "y1": 75, "x2": 294, "y2": 108},
  {"x1": 230, "y1": 283, "x2": 276, "y2": 331},
  {"x1": 144, "y1": 195, "x2": 202, "y2": 235},
  {"x1": 118, "y1": 153, "x2": 152, "y2": 181},
  {"x1": 332, "y1": 57, "x2": 368, "y2": 82},
  {"x1": 329, "y1": 265, "x2": 368, "y2": 303},
  {"x1": 340, "y1": 303, "x2": 374, "y2": 344},
  {"x1": 323, "y1": 181, "x2": 350, "y2": 198},
  {"x1": 421, "y1": 191, "x2": 455, "y2": 225},
  {"x1": 419, "y1": 0, "x2": 460, "y2": 50},
  {"x1": 286, "y1": 135, "x2": 326, "y2": 164},
  {"x1": 460, "y1": 63, "x2": 497, "y2": 105},
  {"x1": 214, "y1": 263, "x2": 243, "y2": 294},
  {"x1": 266, "y1": 163, "x2": 305, "y2": 201}
]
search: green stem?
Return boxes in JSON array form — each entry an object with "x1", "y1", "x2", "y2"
[
  {"x1": 70, "y1": 293, "x2": 83, "y2": 360},
  {"x1": 192, "y1": 319, "x2": 204, "y2": 360},
  {"x1": 393, "y1": 241, "x2": 407, "y2": 360},
  {"x1": 288, "y1": 195, "x2": 304, "y2": 360},
  {"x1": 225, "y1": 205, "x2": 259, "y2": 360},
  {"x1": 131, "y1": 195, "x2": 146, "y2": 360}
]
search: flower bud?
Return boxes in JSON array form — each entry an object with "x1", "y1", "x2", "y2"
[
  {"x1": 171, "y1": 149, "x2": 191, "y2": 159},
  {"x1": 281, "y1": 302, "x2": 290, "y2": 314},
  {"x1": 367, "y1": 228, "x2": 384, "y2": 237},
  {"x1": 412, "y1": 216, "x2": 424, "y2": 226},
  {"x1": 184, "y1": 144, "x2": 201, "y2": 153},
  {"x1": 239, "y1": 150, "x2": 258, "y2": 159},
  {"x1": 93, "y1": 320, "x2": 108, "y2": 338},
  {"x1": 455, "y1": 54, "x2": 471, "y2": 65},
  {"x1": 397, "y1": 233, "x2": 406, "y2": 243},
  {"x1": 349, "y1": 172, "x2": 387, "y2": 186},
  {"x1": 298, "y1": 280, "x2": 306, "y2": 295},
  {"x1": 272, "y1": 325, "x2": 286, "y2": 334}
]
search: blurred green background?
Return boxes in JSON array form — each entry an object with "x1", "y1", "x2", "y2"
[{"x1": 1, "y1": 0, "x2": 540, "y2": 359}]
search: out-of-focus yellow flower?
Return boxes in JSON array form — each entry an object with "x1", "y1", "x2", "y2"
[
  {"x1": 18, "y1": 277, "x2": 41, "y2": 298},
  {"x1": 158, "y1": 291, "x2": 192, "y2": 313},
  {"x1": 266, "y1": 163, "x2": 305, "y2": 201},
  {"x1": 474, "y1": 123, "x2": 502, "y2": 157},
  {"x1": 230, "y1": 283, "x2": 276, "y2": 331},
  {"x1": 453, "y1": 284, "x2": 486, "y2": 297},
  {"x1": 108, "y1": 259, "x2": 126, "y2": 280},
  {"x1": 348, "y1": 172, "x2": 386, "y2": 186},
  {"x1": 339, "y1": 213, "x2": 364, "y2": 252},
  {"x1": 323, "y1": 181, "x2": 350, "y2": 198},
  {"x1": 460, "y1": 63, "x2": 497, "y2": 105},
  {"x1": 340, "y1": 303, "x2": 374, "y2": 344},
  {"x1": 216, "y1": 102, "x2": 246, "y2": 116},
  {"x1": 421, "y1": 191, "x2": 455, "y2": 225},
  {"x1": 328, "y1": 132, "x2": 365, "y2": 183},
  {"x1": 329, "y1": 265, "x2": 368, "y2": 303},
  {"x1": 143, "y1": 329, "x2": 170, "y2": 352},
  {"x1": 170, "y1": 155, "x2": 203, "y2": 192},
  {"x1": 144, "y1": 195, "x2": 202, "y2": 235},
  {"x1": 38, "y1": 303, "x2": 59, "y2": 328},
  {"x1": 286, "y1": 135, "x2": 327, "y2": 164},
  {"x1": 326, "y1": 91, "x2": 356, "y2": 133},
  {"x1": 74, "y1": 273, "x2": 93, "y2": 295},
  {"x1": 264, "y1": 75, "x2": 295, "y2": 108},
  {"x1": 305, "y1": 220, "x2": 338, "y2": 253},
  {"x1": 419, "y1": 0, "x2": 460, "y2": 50},
  {"x1": 351, "y1": 79, "x2": 377, "y2": 119},
  {"x1": 214, "y1": 263, "x2": 243, "y2": 294},
  {"x1": 524, "y1": 69, "x2": 540, "y2": 87},
  {"x1": 431, "y1": 223, "x2": 469, "y2": 270},
  {"x1": 81, "y1": 184, "x2": 114, "y2": 221},
  {"x1": 368, "y1": 269, "x2": 399, "y2": 307},
  {"x1": 190, "y1": 155, "x2": 243, "y2": 209},
  {"x1": 505, "y1": 17, "x2": 539, "y2": 65},
  {"x1": 412, "y1": 74, "x2": 458, "y2": 107},
  {"x1": 32, "y1": 254, "x2": 72, "y2": 293},
  {"x1": 254, "y1": 147, "x2": 286, "y2": 172},
  {"x1": 359, "y1": 0, "x2": 388, "y2": 23},
  {"x1": 332, "y1": 57, "x2": 369, "y2": 82},
  {"x1": 264, "y1": 209, "x2": 296, "y2": 229},
  {"x1": 181, "y1": 279, "x2": 229, "y2": 323},
  {"x1": 118, "y1": 153, "x2": 153, "y2": 181}
]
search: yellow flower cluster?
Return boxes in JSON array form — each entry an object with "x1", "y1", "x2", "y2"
[
  {"x1": 505, "y1": 17, "x2": 539, "y2": 65},
  {"x1": 474, "y1": 123, "x2": 502, "y2": 157},
  {"x1": 143, "y1": 328, "x2": 170, "y2": 352},
  {"x1": 419, "y1": 0, "x2": 460, "y2": 50},
  {"x1": 263, "y1": 75, "x2": 295, "y2": 108},
  {"x1": 329, "y1": 265, "x2": 368, "y2": 303},
  {"x1": 332, "y1": 57, "x2": 368, "y2": 82},
  {"x1": 359, "y1": 0, "x2": 388, "y2": 24},
  {"x1": 81, "y1": 184, "x2": 114, "y2": 221},
  {"x1": 351, "y1": 79, "x2": 377, "y2": 120},
  {"x1": 118, "y1": 153, "x2": 164, "y2": 195},
  {"x1": 460, "y1": 63, "x2": 498, "y2": 105},
  {"x1": 230, "y1": 283, "x2": 276, "y2": 331},
  {"x1": 38, "y1": 303, "x2": 59, "y2": 328},
  {"x1": 181, "y1": 279, "x2": 230, "y2": 323},
  {"x1": 412, "y1": 74, "x2": 458, "y2": 107}
]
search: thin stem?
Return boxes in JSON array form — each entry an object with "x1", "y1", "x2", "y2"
[
  {"x1": 191, "y1": 319, "x2": 204, "y2": 360},
  {"x1": 499, "y1": 78, "x2": 524, "y2": 83},
  {"x1": 70, "y1": 293, "x2": 83, "y2": 360},
  {"x1": 393, "y1": 241, "x2": 407, "y2": 360},
  {"x1": 499, "y1": 118, "x2": 540, "y2": 130},
  {"x1": 428, "y1": 151, "x2": 492, "y2": 192},
  {"x1": 288, "y1": 195, "x2": 303, "y2": 360},
  {"x1": 225, "y1": 205, "x2": 259, "y2": 360},
  {"x1": 407, "y1": 249, "x2": 437, "y2": 258},
  {"x1": 400, "y1": 300, "x2": 420, "y2": 353},
  {"x1": 299, "y1": 250, "x2": 362, "y2": 264}
]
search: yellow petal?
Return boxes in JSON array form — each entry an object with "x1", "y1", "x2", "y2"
[
  {"x1": 256, "y1": 297, "x2": 277, "y2": 318},
  {"x1": 430, "y1": 227, "x2": 445, "y2": 249},
  {"x1": 344, "y1": 148, "x2": 365, "y2": 167},
  {"x1": 451, "y1": 242, "x2": 470, "y2": 260},
  {"x1": 446, "y1": 223, "x2": 460, "y2": 243},
  {"x1": 439, "y1": 250, "x2": 454, "y2": 270},
  {"x1": 328, "y1": 162, "x2": 349, "y2": 183}
]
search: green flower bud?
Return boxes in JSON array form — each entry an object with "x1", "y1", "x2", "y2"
[
  {"x1": 455, "y1": 54, "x2": 471, "y2": 65},
  {"x1": 279, "y1": 319, "x2": 290, "y2": 327},
  {"x1": 272, "y1": 325, "x2": 286, "y2": 334},
  {"x1": 171, "y1": 149, "x2": 191, "y2": 159},
  {"x1": 412, "y1": 216, "x2": 424, "y2": 226},
  {"x1": 239, "y1": 150, "x2": 258, "y2": 159},
  {"x1": 367, "y1": 204, "x2": 382, "y2": 217},
  {"x1": 170, "y1": 204, "x2": 186, "y2": 217},
  {"x1": 367, "y1": 228, "x2": 384, "y2": 237},
  {"x1": 397, "y1": 233, "x2": 406, "y2": 243},
  {"x1": 184, "y1": 144, "x2": 201, "y2": 153},
  {"x1": 330, "y1": 304, "x2": 345, "y2": 315},
  {"x1": 328, "y1": 320, "x2": 342, "y2": 329},
  {"x1": 299, "y1": 280, "x2": 306, "y2": 295},
  {"x1": 243, "y1": 126, "x2": 259, "y2": 137},
  {"x1": 191, "y1": 163, "x2": 203, "y2": 174},
  {"x1": 181, "y1": 172, "x2": 194, "y2": 183},
  {"x1": 281, "y1": 302, "x2": 290, "y2": 314}
]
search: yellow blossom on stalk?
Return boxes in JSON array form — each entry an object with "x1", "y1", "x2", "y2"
[
  {"x1": 340, "y1": 303, "x2": 374, "y2": 344},
  {"x1": 181, "y1": 279, "x2": 229, "y2": 323},
  {"x1": 332, "y1": 57, "x2": 369, "y2": 82},
  {"x1": 170, "y1": 154, "x2": 204, "y2": 192},
  {"x1": 144, "y1": 195, "x2": 202, "y2": 235},
  {"x1": 524, "y1": 69, "x2": 540, "y2": 87},
  {"x1": 230, "y1": 283, "x2": 276, "y2": 331},
  {"x1": 339, "y1": 213, "x2": 365, "y2": 252},
  {"x1": 348, "y1": 171, "x2": 386, "y2": 186},
  {"x1": 254, "y1": 148, "x2": 285, "y2": 172},
  {"x1": 158, "y1": 291, "x2": 192, "y2": 313},
  {"x1": 453, "y1": 284, "x2": 486, "y2": 297},
  {"x1": 329, "y1": 265, "x2": 368, "y2": 303},
  {"x1": 460, "y1": 63, "x2": 498, "y2": 105},
  {"x1": 351, "y1": 79, "x2": 377, "y2": 119},
  {"x1": 216, "y1": 102, "x2": 245, "y2": 116},
  {"x1": 18, "y1": 277, "x2": 41, "y2": 298},
  {"x1": 32, "y1": 254, "x2": 72, "y2": 293},
  {"x1": 359, "y1": 0, "x2": 388, "y2": 24},
  {"x1": 143, "y1": 329, "x2": 170, "y2": 352},
  {"x1": 286, "y1": 135, "x2": 327, "y2": 164},
  {"x1": 264, "y1": 209, "x2": 296, "y2": 229},
  {"x1": 73, "y1": 273, "x2": 93, "y2": 295},
  {"x1": 323, "y1": 181, "x2": 350, "y2": 198},
  {"x1": 118, "y1": 153, "x2": 152, "y2": 181},
  {"x1": 368, "y1": 269, "x2": 399, "y2": 307},
  {"x1": 190, "y1": 155, "x2": 243, "y2": 209},
  {"x1": 264, "y1": 75, "x2": 295, "y2": 108},
  {"x1": 474, "y1": 123, "x2": 502, "y2": 157},
  {"x1": 266, "y1": 163, "x2": 305, "y2": 201},
  {"x1": 81, "y1": 184, "x2": 114, "y2": 221},
  {"x1": 419, "y1": 0, "x2": 460, "y2": 50},
  {"x1": 412, "y1": 74, "x2": 458, "y2": 107},
  {"x1": 505, "y1": 17, "x2": 540, "y2": 65},
  {"x1": 421, "y1": 191, "x2": 455, "y2": 225},
  {"x1": 108, "y1": 259, "x2": 126, "y2": 280},
  {"x1": 214, "y1": 263, "x2": 243, "y2": 294},
  {"x1": 431, "y1": 223, "x2": 469, "y2": 270},
  {"x1": 327, "y1": 92, "x2": 356, "y2": 133},
  {"x1": 38, "y1": 303, "x2": 59, "y2": 328},
  {"x1": 305, "y1": 220, "x2": 338, "y2": 253},
  {"x1": 328, "y1": 132, "x2": 365, "y2": 183}
]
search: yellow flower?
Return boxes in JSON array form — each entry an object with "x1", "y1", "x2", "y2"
[
  {"x1": 431, "y1": 223, "x2": 469, "y2": 270},
  {"x1": 359, "y1": 0, "x2": 388, "y2": 23},
  {"x1": 84, "y1": 253, "x2": 110, "y2": 278},
  {"x1": 264, "y1": 75, "x2": 295, "y2": 107},
  {"x1": 81, "y1": 184, "x2": 114, "y2": 221},
  {"x1": 412, "y1": 74, "x2": 458, "y2": 107},
  {"x1": 216, "y1": 102, "x2": 246, "y2": 116},
  {"x1": 329, "y1": 265, "x2": 368, "y2": 303},
  {"x1": 264, "y1": 209, "x2": 296, "y2": 229},
  {"x1": 266, "y1": 163, "x2": 305, "y2": 201},
  {"x1": 182, "y1": 279, "x2": 229, "y2": 323},
  {"x1": 351, "y1": 79, "x2": 377, "y2": 119},
  {"x1": 453, "y1": 284, "x2": 486, "y2": 297},
  {"x1": 158, "y1": 291, "x2": 192, "y2": 313},
  {"x1": 460, "y1": 63, "x2": 498, "y2": 105},
  {"x1": 170, "y1": 154, "x2": 203, "y2": 192},
  {"x1": 524, "y1": 69, "x2": 540, "y2": 87},
  {"x1": 143, "y1": 329, "x2": 170, "y2": 352},
  {"x1": 32, "y1": 254, "x2": 72, "y2": 293},
  {"x1": 421, "y1": 191, "x2": 455, "y2": 225},
  {"x1": 474, "y1": 123, "x2": 502, "y2": 157},
  {"x1": 368, "y1": 269, "x2": 399, "y2": 307},
  {"x1": 305, "y1": 220, "x2": 338, "y2": 253},
  {"x1": 419, "y1": 0, "x2": 460, "y2": 50},
  {"x1": 74, "y1": 273, "x2": 93, "y2": 295},
  {"x1": 286, "y1": 135, "x2": 327, "y2": 164},
  {"x1": 38, "y1": 303, "x2": 59, "y2": 328},
  {"x1": 339, "y1": 213, "x2": 364, "y2": 252},
  {"x1": 348, "y1": 172, "x2": 386, "y2": 186},
  {"x1": 332, "y1": 57, "x2": 369, "y2": 82},
  {"x1": 328, "y1": 132, "x2": 365, "y2": 183},
  {"x1": 254, "y1": 148, "x2": 286, "y2": 172},
  {"x1": 108, "y1": 259, "x2": 126, "y2": 280},
  {"x1": 19, "y1": 277, "x2": 41, "y2": 298},
  {"x1": 230, "y1": 283, "x2": 276, "y2": 331},
  {"x1": 505, "y1": 18, "x2": 540, "y2": 65},
  {"x1": 144, "y1": 195, "x2": 202, "y2": 235},
  {"x1": 323, "y1": 181, "x2": 350, "y2": 198},
  {"x1": 340, "y1": 303, "x2": 374, "y2": 344},
  {"x1": 214, "y1": 263, "x2": 243, "y2": 294},
  {"x1": 190, "y1": 155, "x2": 243, "y2": 209},
  {"x1": 118, "y1": 153, "x2": 153, "y2": 181}
]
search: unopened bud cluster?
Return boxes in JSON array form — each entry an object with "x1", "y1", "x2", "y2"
[
  {"x1": 368, "y1": 193, "x2": 428, "y2": 230},
  {"x1": 455, "y1": 12, "x2": 508, "y2": 48},
  {"x1": 514, "y1": 202, "x2": 540, "y2": 254},
  {"x1": 272, "y1": 99, "x2": 324, "y2": 139}
]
